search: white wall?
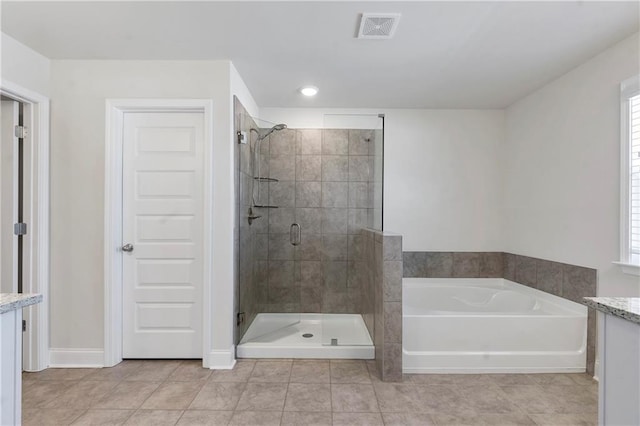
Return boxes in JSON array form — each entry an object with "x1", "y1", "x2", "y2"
[
  {"x1": 504, "y1": 32, "x2": 640, "y2": 296},
  {"x1": 49, "y1": 60, "x2": 237, "y2": 363},
  {"x1": 1, "y1": 32, "x2": 50, "y2": 96},
  {"x1": 261, "y1": 108, "x2": 506, "y2": 251}
]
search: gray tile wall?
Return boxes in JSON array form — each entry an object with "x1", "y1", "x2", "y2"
[
  {"x1": 362, "y1": 229, "x2": 403, "y2": 382},
  {"x1": 402, "y1": 251, "x2": 597, "y2": 375},
  {"x1": 251, "y1": 128, "x2": 380, "y2": 315}
]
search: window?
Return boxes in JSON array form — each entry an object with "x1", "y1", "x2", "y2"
[{"x1": 619, "y1": 75, "x2": 640, "y2": 274}]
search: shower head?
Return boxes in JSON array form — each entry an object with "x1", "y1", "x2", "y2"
[{"x1": 258, "y1": 123, "x2": 287, "y2": 141}]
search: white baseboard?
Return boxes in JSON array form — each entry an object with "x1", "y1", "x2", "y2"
[
  {"x1": 593, "y1": 359, "x2": 600, "y2": 382},
  {"x1": 49, "y1": 348, "x2": 105, "y2": 368},
  {"x1": 206, "y1": 346, "x2": 236, "y2": 370}
]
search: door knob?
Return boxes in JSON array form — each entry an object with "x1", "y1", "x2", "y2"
[{"x1": 122, "y1": 243, "x2": 134, "y2": 252}]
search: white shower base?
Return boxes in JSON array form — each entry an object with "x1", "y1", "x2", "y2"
[{"x1": 237, "y1": 313, "x2": 374, "y2": 359}]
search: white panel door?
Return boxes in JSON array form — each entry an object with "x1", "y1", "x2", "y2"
[
  {"x1": 0, "y1": 100, "x2": 19, "y2": 294},
  {"x1": 122, "y1": 112, "x2": 204, "y2": 358}
]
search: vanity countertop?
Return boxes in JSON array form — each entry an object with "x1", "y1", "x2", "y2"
[
  {"x1": 0, "y1": 293, "x2": 43, "y2": 314},
  {"x1": 583, "y1": 297, "x2": 640, "y2": 325}
]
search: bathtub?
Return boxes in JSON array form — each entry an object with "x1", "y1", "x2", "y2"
[{"x1": 403, "y1": 278, "x2": 588, "y2": 373}]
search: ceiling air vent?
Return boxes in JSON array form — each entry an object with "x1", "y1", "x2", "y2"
[{"x1": 357, "y1": 13, "x2": 401, "y2": 39}]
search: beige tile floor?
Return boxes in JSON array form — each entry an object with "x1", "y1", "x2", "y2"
[{"x1": 22, "y1": 359, "x2": 598, "y2": 425}]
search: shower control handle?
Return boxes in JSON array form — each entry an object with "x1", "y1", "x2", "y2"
[{"x1": 290, "y1": 223, "x2": 301, "y2": 246}]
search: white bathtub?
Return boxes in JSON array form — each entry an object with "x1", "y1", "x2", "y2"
[{"x1": 403, "y1": 278, "x2": 588, "y2": 374}]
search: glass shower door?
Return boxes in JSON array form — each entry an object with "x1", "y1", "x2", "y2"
[
  {"x1": 320, "y1": 113, "x2": 383, "y2": 348},
  {"x1": 235, "y1": 103, "x2": 301, "y2": 350}
]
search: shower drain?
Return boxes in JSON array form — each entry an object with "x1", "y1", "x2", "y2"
[{"x1": 302, "y1": 333, "x2": 313, "y2": 338}]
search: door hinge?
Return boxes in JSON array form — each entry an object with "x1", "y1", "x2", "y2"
[
  {"x1": 22, "y1": 320, "x2": 26, "y2": 332},
  {"x1": 14, "y1": 222, "x2": 27, "y2": 236},
  {"x1": 14, "y1": 125, "x2": 29, "y2": 139},
  {"x1": 237, "y1": 312, "x2": 245, "y2": 327}
]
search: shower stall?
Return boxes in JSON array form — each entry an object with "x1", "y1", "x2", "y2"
[{"x1": 233, "y1": 97, "x2": 383, "y2": 358}]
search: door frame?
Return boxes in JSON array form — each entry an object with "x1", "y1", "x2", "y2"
[
  {"x1": 104, "y1": 99, "x2": 214, "y2": 367},
  {"x1": 0, "y1": 80, "x2": 51, "y2": 372}
]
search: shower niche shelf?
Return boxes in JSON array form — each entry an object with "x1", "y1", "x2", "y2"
[{"x1": 254, "y1": 177, "x2": 279, "y2": 182}]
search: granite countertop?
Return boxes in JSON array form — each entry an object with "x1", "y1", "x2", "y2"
[
  {"x1": 583, "y1": 297, "x2": 640, "y2": 325},
  {"x1": 0, "y1": 293, "x2": 43, "y2": 314}
]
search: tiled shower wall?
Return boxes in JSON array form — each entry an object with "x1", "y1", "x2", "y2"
[
  {"x1": 403, "y1": 251, "x2": 597, "y2": 375},
  {"x1": 251, "y1": 127, "x2": 378, "y2": 314}
]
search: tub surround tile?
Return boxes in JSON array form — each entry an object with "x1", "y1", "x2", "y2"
[
  {"x1": 480, "y1": 252, "x2": 504, "y2": 277},
  {"x1": 535, "y1": 259, "x2": 564, "y2": 295},
  {"x1": 452, "y1": 252, "x2": 482, "y2": 277},
  {"x1": 515, "y1": 255, "x2": 537, "y2": 287},
  {"x1": 426, "y1": 252, "x2": 453, "y2": 277},
  {"x1": 562, "y1": 264, "x2": 597, "y2": 303},
  {"x1": 403, "y1": 252, "x2": 427, "y2": 277}
]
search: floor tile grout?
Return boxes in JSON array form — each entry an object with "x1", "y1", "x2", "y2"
[{"x1": 21, "y1": 360, "x2": 598, "y2": 426}]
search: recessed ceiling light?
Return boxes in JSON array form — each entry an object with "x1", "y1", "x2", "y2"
[{"x1": 300, "y1": 86, "x2": 319, "y2": 97}]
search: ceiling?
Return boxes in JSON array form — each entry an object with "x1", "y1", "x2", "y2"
[{"x1": 1, "y1": 1, "x2": 638, "y2": 109}]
